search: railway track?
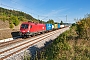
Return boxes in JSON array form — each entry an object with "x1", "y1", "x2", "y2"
[
  {"x1": 0, "y1": 30, "x2": 55, "y2": 48},
  {"x1": 0, "y1": 27, "x2": 69, "y2": 60},
  {"x1": 0, "y1": 29, "x2": 55, "y2": 48}
]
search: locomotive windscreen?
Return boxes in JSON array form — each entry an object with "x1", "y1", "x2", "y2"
[{"x1": 21, "y1": 24, "x2": 28, "y2": 29}]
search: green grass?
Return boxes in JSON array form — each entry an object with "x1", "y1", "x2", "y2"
[{"x1": 24, "y1": 26, "x2": 90, "y2": 60}]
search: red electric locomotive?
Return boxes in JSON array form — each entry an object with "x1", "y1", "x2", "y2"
[{"x1": 20, "y1": 21, "x2": 46, "y2": 37}]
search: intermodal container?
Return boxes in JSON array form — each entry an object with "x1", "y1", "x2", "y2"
[
  {"x1": 60, "y1": 25, "x2": 65, "y2": 28},
  {"x1": 54, "y1": 24, "x2": 58, "y2": 29},
  {"x1": 52, "y1": 25, "x2": 54, "y2": 29},
  {"x1": 58, "y1": 23, "x2": 60, "y2": 28},
  {"x1": 46, "y1": 24, "x2": 52, "y2": 31}
]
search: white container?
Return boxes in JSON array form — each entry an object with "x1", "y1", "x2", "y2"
[{"x1": 60, "y1": 25, "x2": 64, "y2": 28}]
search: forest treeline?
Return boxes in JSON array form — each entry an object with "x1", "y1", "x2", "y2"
[
  {"x1": 0, "y1": 7, "x2": 43, "y2": 28},
  {"x1": 0, "y1": 7, "x2": 67, "y2": 29}
]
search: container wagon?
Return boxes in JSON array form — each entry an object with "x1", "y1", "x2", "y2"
[
  {"x1": 46, "y1": 23, "x2": 52, "y2": 31},
  {"x1": 57, "y1": 23, "x2": 60, "y2": 29},
  {"x1": 60, "y1": 25, "x2": 65, "y2": 28},
  {"x1": 54, "y1": 24, "x2": 58, "y2": 29}
]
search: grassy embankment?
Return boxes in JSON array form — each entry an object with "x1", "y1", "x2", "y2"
[{"x1": 24, "y1": 25, "x2": 90, "y2": 60}]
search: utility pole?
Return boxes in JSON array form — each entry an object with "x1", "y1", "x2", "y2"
[
  {"x1": 66, "y1": 15, "x2": 67, "y2": 23},
  {"x1": 38, "y1": 15, "x2": 39, "y2": 20}
]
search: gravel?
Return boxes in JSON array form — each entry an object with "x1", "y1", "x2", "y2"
[{"x1": 3, "y1": 27, "x2": 69, "y2": 60}]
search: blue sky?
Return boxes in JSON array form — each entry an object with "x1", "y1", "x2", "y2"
[{"x1": 0, "y1": 0, "x2": 90, "y2": 23}]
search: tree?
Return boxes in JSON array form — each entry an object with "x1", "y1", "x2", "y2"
[
  {"x1": 18, "y1": 16, "x2": 24, "y2": 21},
  {"x1": 9, "y1": 22, "x2": 14, "y2": 28},
  {"x1": 10, "y1": 16, "x2": 20, "y2": 26},
  {"x1": 60, "y1": 20, "x2": 63, "y2": 25},
  {"x1": 76, "y1": 17, "x2": 90, "y2": 39},
  {"x1": 47, "y1": 19, "x2": 54, "y2": 24}
]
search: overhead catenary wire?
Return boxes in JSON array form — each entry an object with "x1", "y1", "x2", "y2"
[
  {"x1": 0, "y1": 3, "x2": 48, "y2": 21},
  {"x1": 9, "y1": 0, "x2": 48, "y2": 19},
  {"x1": 0, "y1": 1, "x2": 46, "y2": 20},
  {"x1": 10, "y1": 0, "x2": 51, "y2": 21},
  {"x1": 0, "y1": 0, "x2": 67, "y2": 22},
  {"x1": 0, "y1": 3, "x2": 19, "y2": 10},
  {"x1": 9, "y1": 0, "x2": 36, "y2": 15}
]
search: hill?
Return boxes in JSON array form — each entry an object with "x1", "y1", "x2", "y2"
[
  {"x1": 0, "y1": 7, "x2": 46, "y2": 39},
  {"x1": 0, "y1": 7, "x2": 39, "y2": 39},
  {"x1": 0, "y1": 7, "x2": 40, "y2": 28},
  {"x1": 0, "y1": 7, "x2": 37, "y2": 21}
]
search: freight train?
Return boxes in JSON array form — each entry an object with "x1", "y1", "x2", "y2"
[{"x1": 20, "y1": 21, "x2": 65, "y2": 37}]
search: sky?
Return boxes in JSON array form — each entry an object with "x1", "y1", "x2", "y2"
[{"x1": 0, "y1": 0, "x2": 90, "y2": 23}]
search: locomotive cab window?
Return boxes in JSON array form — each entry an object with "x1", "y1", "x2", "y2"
[
  {"x1": 30, "y1": 25, "x2": 32, "y2": 28},
  {"x1": 21, "y1": 24, "x2": 28, "y2": 29}
]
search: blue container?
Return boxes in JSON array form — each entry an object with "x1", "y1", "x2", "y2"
[
  {"x1": 46, "y1": 24, "x2": 52, "y2": 31},
  {"x1": 58, "y1": 23, "x2": 60, "y2": 28}
]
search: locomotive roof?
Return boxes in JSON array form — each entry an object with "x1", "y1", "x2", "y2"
[{"x1": 21, "y1": 22, "x2": 45, "y2": 25}]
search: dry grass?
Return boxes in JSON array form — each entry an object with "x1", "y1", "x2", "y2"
[{"x1": 0, "y1": 20, "x2": 21, "y2": 40}]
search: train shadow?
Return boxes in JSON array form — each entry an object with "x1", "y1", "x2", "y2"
[
  {"x1": 11, "y1": 31, "x2": 21, "y2": 39},
  {"x1": 27, "y1": 39, "x2": 53, "y2": 59}
]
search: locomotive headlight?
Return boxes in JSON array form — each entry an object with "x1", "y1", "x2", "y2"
[{"x1": 27, "y1": 31, "x2": 29, "y2": 32}]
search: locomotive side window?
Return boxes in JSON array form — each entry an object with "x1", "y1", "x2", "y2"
[
  {"x1": 21, "y1": 24, "x2": 28, "y2": 29},
  {"x1": 30, "y1": 25, "x2": 32, "y2": 28}
]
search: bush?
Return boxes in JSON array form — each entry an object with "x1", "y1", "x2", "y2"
[
  {"x1": 10, "y1": 16, "x2": 20, "y2": 26},
  {"x1": 13, "y1": 19, "x2": 20, "y2": 26},
  {"x1": 9, "y1": 23, "x2": 14, "y2": 28}
]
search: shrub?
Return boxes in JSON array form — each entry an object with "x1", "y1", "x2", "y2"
[
  {"x1": 10, "y1": 16, "x2": 20, "y2": 26},
  {"x1": 9, "y1": 23, "x2": 14, "y2": 28}
]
